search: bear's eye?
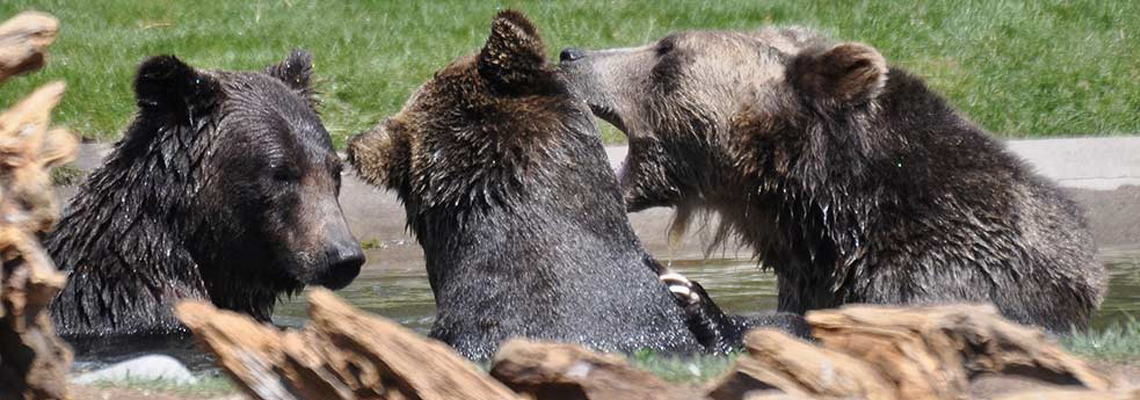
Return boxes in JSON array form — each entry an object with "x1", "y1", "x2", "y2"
[
  {"x1": 656, "y1": 41, "x2": 675, "y2": 56},
  {"x1": 272, "y1": 166, "x2": 301, "y2": 183}
]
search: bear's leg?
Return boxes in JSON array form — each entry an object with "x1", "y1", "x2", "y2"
[{"x1": 669, "y1": 276, "x2": 811, "y2": 352}]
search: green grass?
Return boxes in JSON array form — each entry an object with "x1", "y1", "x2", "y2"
[
  {"x1": 1063, "y1": 317, "x2": 1140, "y2": 362},
  {"x1": 91, "y1": 374, "x2": 237, "y2": 398},
  {"x1": 0, "y1": 0, "x2": 1136, "y2": 147},
  {"x1": 49, "y1": 164, "x2": 84, "y2": 185},
  {"x1": 630, "y1": 349, "x2": 740, "y2": 384},
  {"x1": 360, "y1": 238, "x2": 382, "y2": 250}
]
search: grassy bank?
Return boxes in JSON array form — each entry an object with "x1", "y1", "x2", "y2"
[
  {"x1": 0, "y1": 0, "x2": 1136, "y2": 146},
  {"x1": 87, "y1": 374, "x2": 236, "y2": 398},
  {"x1": 1064, "y1": 317, "x2": 1140, "y2": 362}
]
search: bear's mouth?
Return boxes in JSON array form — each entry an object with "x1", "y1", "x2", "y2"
[
  {"x1": 587, "y1": 103, "x2": 632, "y2": 184},
  {"x1": 588, "y1": 103, "x2": 627, "y2": 134}
]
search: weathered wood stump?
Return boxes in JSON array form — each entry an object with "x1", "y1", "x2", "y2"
[
  {"x1": 0, "y1": 11, "x2": 76, "y2": 400},
  {"x1": 991, "y1": 388, "x2": 1140, "y2": 400},
  {"x1": 707, "y1": 329, "x2": 895, "y2": 400},
  {"x1": 808, "y1": 304, "x2": 1111, "y2": 394},
  {"x1": 176, "y1": 289, "x2": 522, "y2": 400},
  {"x1": 179, "y1": 295, "x2": 1136, "y2": 400},
  {"x1": 708, "y1": 304, "x2": 1119, "y2": 400},
  {"x1": 0, "y1": 12, "x2": 58, "y2": 81},
  {"x1": 490, "y1": 339, "x2": 692, "y2": 400}
]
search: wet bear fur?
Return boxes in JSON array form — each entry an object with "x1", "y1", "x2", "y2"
[
  {"x1": 348, "y1": 12, "x2": 805, "y2": 359},
  {"x1": 559, "y1": 27, "x2": 1105, "y2": 332},
  {"x1": 48, "y1": 52, "x2": 365, "y2": 339}
]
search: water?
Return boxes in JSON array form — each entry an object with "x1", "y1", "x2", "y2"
[
  {"x1": 274, "y1": 258, "x2": 438, "y2": 333},
  {"x1": 275, "y1": 245, "x2": 1140, "y2": 332},
  {"x1": 270, "y1": 254, "x2": 785, "y2": 334},
  {"x1": 73, "y1": 245, "x2": 1140, "y2": 371},
  {"x1": 1095, "y1": 247, "x2": 1140, "y2": 329}
]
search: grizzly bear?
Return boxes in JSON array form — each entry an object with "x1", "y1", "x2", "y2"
[
  {"x1": 559, "y1": 27, "x2": 1105, "y2": 332},
  {"x1": 48, "y1": 51, "x2": 365, "y2": 339},
  {"x1": 347, "y1": 12, "x2": 803, "y2": 359}
]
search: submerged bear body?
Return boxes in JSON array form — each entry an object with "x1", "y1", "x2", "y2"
[{"x1": 348, "y1": 12, "x2": 700, "y2": 360}]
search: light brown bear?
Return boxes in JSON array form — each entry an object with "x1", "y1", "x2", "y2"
[{"x1": 558, "y1": 27, "x2": 1105, "y2": 332}]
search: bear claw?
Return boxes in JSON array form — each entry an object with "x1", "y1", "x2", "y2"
[{"x1": 660, "y1": 271, "x2": 701, "y2": 305}]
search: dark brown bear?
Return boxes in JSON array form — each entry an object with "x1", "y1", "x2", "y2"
[
  {"x1": 347, "y1": 12, "x2": 804, "y2": 359},
  {"x1": 48, "y1": 52, "x2": 365, "y2": 339},
  {"x1": 559, "y1": 27, "x2": 1105, "y2": 332}
]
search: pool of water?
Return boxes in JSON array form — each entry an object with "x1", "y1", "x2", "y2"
[
  {"x1": 1094, "y1": 247, "x2": 1140, "y2": 328},
  {"x1": 273, "y1": 245, "x2": 1140, "y2": 333},
  {"x1": 73, "y1": 245, "x2": 1140, "y2": 371}
]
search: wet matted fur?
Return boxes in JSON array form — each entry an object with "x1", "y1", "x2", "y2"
[
  {"x1": 348, "y1": 11, "x2": 805, "y2": 359},
  {"x1": 559, "y1": 27, "x2": 1104, "y2": 332},
  {"x1": 49, "y1": 52, "x2": 364, "y2": 339}
]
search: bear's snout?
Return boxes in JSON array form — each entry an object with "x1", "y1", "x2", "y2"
[{"x1": 317, "y1": 239, "x2": 365, "y2": 290}]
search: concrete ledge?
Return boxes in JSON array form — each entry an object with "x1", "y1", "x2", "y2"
[
  {"x1": 57, "y1": 138, "x2": 1140, "y2": 267},
  {"x1": 1006, "y1": 137, "x2": 1140, "y2": 190}
]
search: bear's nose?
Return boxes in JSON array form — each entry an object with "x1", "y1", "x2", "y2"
[
  {"x1": 560, "y1": 48, "x2": 585, "y2": 62},
  {"x1": 320, "y1": 242, "x2": 365, "y2": 290}
]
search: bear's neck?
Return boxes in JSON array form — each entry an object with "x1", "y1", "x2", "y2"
[
  {"x1": 403, "y1": 136, "x2": 653, "y2": 304},
  {"x1": 47, "y1": 119, "x2": 220, "y2": 337}
]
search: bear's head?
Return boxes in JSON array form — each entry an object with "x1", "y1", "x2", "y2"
[
  {"x1": 347, "y1": 11, "x2": 603, "y2": 237},
  {"x1": 559, "y1": 28, "x2": 889, "y2": 214},
  {"x1": 130, "y1": 52, "x2": 365, "y2": 302}
]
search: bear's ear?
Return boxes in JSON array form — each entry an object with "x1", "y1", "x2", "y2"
[
  {"x1": 134, "y1": 55, "x2": 221, "y2": 121},
  {"x1": 346, "y1": 119, "x2": 409, "y2": 190},
  {"x1": 265, "y1": 50, "x2": 317, "y2": 105},
  {"x1": 477, "y1": 10, "x2": 551, "y2": 92},
  {"x1": 789, "y1": 42, "x2": 887, "y2": 108}
]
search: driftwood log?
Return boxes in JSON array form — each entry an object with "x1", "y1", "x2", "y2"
[
  {"x1": 706, "y1": 329, "x2": 894, "y2": 400},
  {"x1": 808, "y1": 304, "x2": 1112, "y2": 393},
  {"x1": 176, "y1": 289, "x2": 522, "y2": 400},
  {"x1": 0, "y1": 11, "x2": 75, "y2": 400},
  {"x1": 490, "y1": 339, "x2": 694, "y2": 400},
  {"x1": 179, "y1": 291, "x2": 1137, "y2": 400},
  {"x1": 0, "y1": 12, "x2": 58, "y2": 81},
  {"x1": 991, "y1": 388, "x2": 1140, "y2": 400},
  {"x1": 707, "y1": 304, "x2": 1122, "y2": 400}
]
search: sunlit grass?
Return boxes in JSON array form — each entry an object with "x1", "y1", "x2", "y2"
[
  {"x1": 1063, "y1": 316, "x2": 1140, "y2": 362},
  {"x1": 90, "y1": 373, "x2": 237, "y2": 398},
  {"x1": 0, "y1": 0, "x2": 1135, "y2": 147},
  {"x1": 630, "y1": 349, "x2": 741, "y2": 384}
]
